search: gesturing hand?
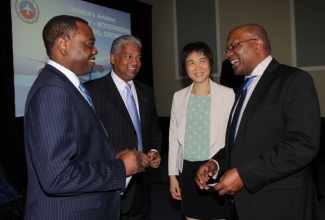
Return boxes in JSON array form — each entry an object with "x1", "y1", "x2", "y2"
[{"x1": 195, "y1": 160, "x2": 217, "y2": 190}]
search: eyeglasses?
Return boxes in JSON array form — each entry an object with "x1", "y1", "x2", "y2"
[{"x1": 223, "y1": 39, "x2": 257, "y2": 54}]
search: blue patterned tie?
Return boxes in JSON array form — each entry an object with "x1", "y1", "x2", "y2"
[
  {"x1": 79, "y1": 82, "x2": 95, "y2": 111},
  {"x1": 125, "y1": 83, "x2": 143, "y2": 152},
  {"x1": 228, "y1": 76, "x2": 256, "y2": 165}
]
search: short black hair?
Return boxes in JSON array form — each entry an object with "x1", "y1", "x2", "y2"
[
  {"x1": 181, "y1": 41, "x2": 213, "y2": 72},
  {"x1": 42, "y1": 15, "x2": 88, "y2": 56}
]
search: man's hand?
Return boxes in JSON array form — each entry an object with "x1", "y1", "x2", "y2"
[
  {"x1": 195, "y1": 160, "x2": 217, "y2": 190},
  {"x1": 117, "y1": 149, "x2": 145, "y2": 176},
  {"x1": 138, "y1": 151, "x2": 151, "y2": 169},
  {"x1": 147, "y1": 151, "x2": 161, "y2": 168},
  {"x1": 214, "y1": 168, "x2": 244, "y2": 195}
]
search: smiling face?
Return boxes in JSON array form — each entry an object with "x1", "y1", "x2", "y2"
[
  {"x1": 110, "y1": 42, "x2": 142, "y2": 82},
  {"x1": 185, "y1": 51, "x2": 211, "y2": 84},
  {"x1": 64, "y1": 21, "x2": 98, "y2": 76},
  {"x1": 225, "y1": 27, "x2": 263, "y2": 76}
]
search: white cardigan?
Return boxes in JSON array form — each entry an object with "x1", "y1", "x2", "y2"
[{"x1": 168, "y1": 79, "x2": 235, "y2": 175}]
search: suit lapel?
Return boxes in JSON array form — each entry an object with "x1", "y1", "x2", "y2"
[
  {"x1": 51, "y1": 65, "x2": 99, "y2": 117},
  {"x1": 210, "y1": 80, "x2": 221, "y2": 148},
  {"x1": 236, "y1": 59, "x2": 279, "y2": 139},
  {"x1": 48, "y1": 65, "x2": 110, "y2": 142},
  {"x1": 104, "y1": 73, "x2": 134, "y2": 128},
  {"x1": 178, "y1": 85, "x2": 192, "y2": 146},
  {"x1": 134, "y1": 81, "x2": 146, "y2": 128}
]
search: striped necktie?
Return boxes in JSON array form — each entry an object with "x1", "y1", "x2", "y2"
[{"x1": 79, "y1": 82, "x2": 95, "y2": 111}]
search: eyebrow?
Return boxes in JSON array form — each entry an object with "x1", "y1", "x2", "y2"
[{"x1": 187, "y1": 57, "x2": 207, "y2": 62}]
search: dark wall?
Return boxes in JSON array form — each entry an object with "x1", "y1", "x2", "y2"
[{"x1": 1, "y1": 0, "x2": 21, "y2": 189}]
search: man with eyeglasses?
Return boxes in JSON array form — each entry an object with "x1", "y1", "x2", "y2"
[{"x1": 196, "y1": 23, "x2": 320, "y2": 220}]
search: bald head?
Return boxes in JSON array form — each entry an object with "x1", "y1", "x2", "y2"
[
  {"x1": 229, "y1": 24, "x2": 271, "y2": 55},
  {"x1": 224, "y1": 24, "x2": 272, "y2": 76}
]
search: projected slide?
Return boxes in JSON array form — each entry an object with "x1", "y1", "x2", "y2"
[{"x1": 11, "y1": 0, "x2": 131, "y2": 116}]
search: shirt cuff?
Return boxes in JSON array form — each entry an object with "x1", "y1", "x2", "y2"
[{"x1": 209, "y1": 159, "x2": 219, "y2": 180}]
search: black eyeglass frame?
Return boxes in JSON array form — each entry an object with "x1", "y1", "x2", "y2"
[{"x1": 223, "y1": 39, "x2": 257, "y2": 54}]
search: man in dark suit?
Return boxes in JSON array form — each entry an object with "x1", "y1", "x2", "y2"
[
  {"x1": 85, "y1": 35, "x2": 162, "y2": 220},
  {"x1": 24, "y1": 15, "x2": 145, "y2": 220},
  {"x1": 196, "y1": 24, "x2": 320, "y2": 220}
]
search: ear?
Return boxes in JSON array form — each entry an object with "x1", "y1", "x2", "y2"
[
  {"x1": 255, "y1": 39, "x2": 263, "y2": 53},
  {"x1": 110, "y1": 54, "x2": 116, "y2": 65},
  {"x1": 57, "y1": 37, "x2": 68, "y2": 55}
]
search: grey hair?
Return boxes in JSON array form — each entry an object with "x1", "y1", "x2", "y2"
[{"x1": 110, "y1": 35, "x2": 142, "y2": 55}]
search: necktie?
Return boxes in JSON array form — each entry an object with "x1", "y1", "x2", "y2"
[
  {"x1": 125, "y1": 83, "x2": 143, "y2": 152},
  {"x1": 227, "y1": 76, "x2": 255, "y2": 165},
  {"x1": 79, "y1": 82, "x2": 95, "y2": 111}
]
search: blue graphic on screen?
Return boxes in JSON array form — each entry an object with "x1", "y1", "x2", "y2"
[{"x1": 11, "y1": 0, "x2": 131, "y2": 116}]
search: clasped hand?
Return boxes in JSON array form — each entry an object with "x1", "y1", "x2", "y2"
[
  {"x1": 116, "y1": 149, "x2": 161, "y2": 176},
  {"x1": 147, "y1": 151, "x2": 161, "y2": 168}
]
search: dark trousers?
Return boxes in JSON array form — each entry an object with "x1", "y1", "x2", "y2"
[
  {"x1": 225, "y1": 196, "x2": 239, "y2": 220},
  {"x1": 121, "y1": 173, "x2": 151, "y2": 220}
]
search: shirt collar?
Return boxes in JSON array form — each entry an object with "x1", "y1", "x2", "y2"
[
  {"x1": 47, "y1": 59, "x2": 81, "y2": 88},
  {"x1": 111, "y1": 70, "x2": 134, "y2": 92},
  {"x1": 249, "y1": 55, "x2": 273, "y2": 78}
]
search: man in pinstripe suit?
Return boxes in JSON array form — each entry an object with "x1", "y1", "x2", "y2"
[
  {"x1": 24, "y1": 15, "x2": 145, "y2": 220},
  {"x1": 85, "y1": 35, "x2": 162, "y2": 219}
]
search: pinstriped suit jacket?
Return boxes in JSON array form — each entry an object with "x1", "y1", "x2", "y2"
[
  {"x1": 85, "y1": 72, "x2": 162, "y2": 214},
  {"x1": 24, "y1": 64, "x2": 126, "y2": 220}
]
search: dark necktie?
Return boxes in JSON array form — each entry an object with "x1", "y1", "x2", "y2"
[
  {"x1": 79, "y1": 82, "x2": 95, "y2": 111},
  {"x1": 125, "y1": 83, "x2": 143, "y2": 152},
  {"x1": 227, "y1": 76, "x2": 255, "y2": 165}
]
